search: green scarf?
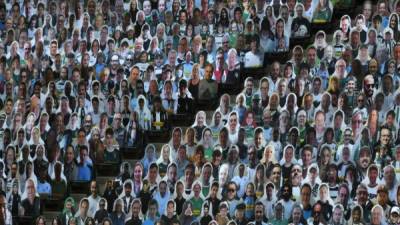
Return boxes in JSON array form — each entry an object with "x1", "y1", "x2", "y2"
[{"x1": 62, "y1": 197, "x2": 76, "y2": 217}]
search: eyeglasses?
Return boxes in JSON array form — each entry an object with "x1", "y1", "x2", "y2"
[{"x1": 228, "y1": 189, "x2": 235, "y2": 192}]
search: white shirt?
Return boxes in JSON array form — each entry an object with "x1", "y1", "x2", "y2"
[
  {"x1": 231, "y1": 175, "x2": 250, "y2": 198},
  {"x1": 155, "y1": 112, "x2": 161, "y2": 130},
  {"x1": 87, "y1": 195, "x2": 101, "y2": 217},
  {"x1": 278, "y1": 199, "x2": 295, "y2": 220},
  {"x1": 244, "y1": 51, "x2": 262, "y2": 68}
]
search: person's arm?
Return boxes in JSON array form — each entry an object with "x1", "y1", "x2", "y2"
[
  {"x1": 198, "y1": 81, "x2": 204, "y2": 100},
  {"x1": 116, "y1": 150, "x2": 121, "y2": 164},
  {"x1": 327, "y1": 8, "x2": 332, "y2": 21},
  {"x1": 173, "y1": 98, "x2": 178, "y2": 114},
  {"x1": 214, "y1": 82, "x2": 219, "y2": 101},
  {"x1": 0, "y1": 205, "x2": 5, "y2": 225},
  {"x1": 34, "y1": 197, "x2": 41, "y2": 217}
]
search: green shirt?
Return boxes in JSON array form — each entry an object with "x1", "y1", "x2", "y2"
[
  {"x1": 270, "y1": 218, "x2": 289, "y2": 225},
  {"x1": 190, "y1": 197, "x2": 204, "y2": 218},
  {"x1": 202, "y1": 186, "x2": 210, "y2": 198},
  {"x1": 312, "y1": 8, "x2": 332, "y2": 22},
  {"x1": 51, "y1": 179, "x2": 67, "y2": 199},
  {"x1": 204, "y1": 147, "x2": 213, "y2": 162}
]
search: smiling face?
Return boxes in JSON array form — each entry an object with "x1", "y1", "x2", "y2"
[
  {"x1": 229, "y1": 114, "x2": 238, "y2": 131},
  {"x1": 196, "y1": 113, "x2": 205, "y2": 126},
  {"x1": 134, "y1": 165, "x2": 143, "y2": 181},
  {"x1": 379, "y1": 128, "x2": 390, "y2": 145},
  {"x1": 358, "y1": 149, "x2": 371, "y2": 169},
  {"x1": 26, "y1": 179, "x2": 35, "y2": 199},
  {"x1": 219, "y1": 166, "x2": 228, "y2": 184},
  {"x1": 371, "y1": 207, "x2": 382, "y2": 225}
]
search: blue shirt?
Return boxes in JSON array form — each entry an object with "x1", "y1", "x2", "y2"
[
  {"x1": 143, "y1": 217, "x2": 159, "y2": 225},
  {"x1": 263, "y1": 127, "x2": 272, "y2": 143},
  {"x1": 77, "y1": 163, "x2": 92, "y2": 181},
  {"x1": 244, "y1": 196, "x2": 255, "y2": 220},
  {"x1": 37, "y1": 181, "x2": 52, "y2": 195}
]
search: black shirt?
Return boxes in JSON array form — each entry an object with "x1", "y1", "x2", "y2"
[
  {"x1": 125, "y1": 216, "x2": 143, "y2": 225},
  {"x1": 21, "y1": 197, "x2": 40, "y2": 219},
  {"x1": 174, "y1": 197, "x2": 186, "y2": 216}
]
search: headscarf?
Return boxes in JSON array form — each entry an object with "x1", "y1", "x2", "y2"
[{"x1": 62, "y1": 197, "x2": 76, "y2": 217}]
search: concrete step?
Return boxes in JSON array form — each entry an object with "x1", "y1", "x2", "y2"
[
  {"x1": 71, "y1": 193, "x2": 86, "y2": 205},
  {"x1": 96, "y1": 176, "x2": 115, "y2": 194}
]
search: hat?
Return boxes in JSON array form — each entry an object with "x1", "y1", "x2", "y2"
[
  {"x1": 309, "y1": 163, "x2": 318, "y2": 171},
  {"x1": 384, "y1": 27, "x2": 393, "y2": 35},
  {"x1": 111, "y1": 55, "x2": 119, "y2": 61},
  {"x1": 121, "y1": 38, "x2": 129, "y2": 46},
  {"x1": 392, "y1": 206, "x2": 400, "y2": 215},
  {"x1": 219, "y1": 202, "x2": 228, "y2": 209},
  {"x1": 127, "y1": 25, "x2": 134, "y2": 31},
  {"x1": 115, "y1": 26, "x2": 123, "y2": 32},
  {"x1": 213, "y1": 146, "x2": 222, "y2": 154}
]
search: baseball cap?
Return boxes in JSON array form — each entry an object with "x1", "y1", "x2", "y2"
[{"x1": 391, "y1": 206, "x2": 400, "y2": 215}]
